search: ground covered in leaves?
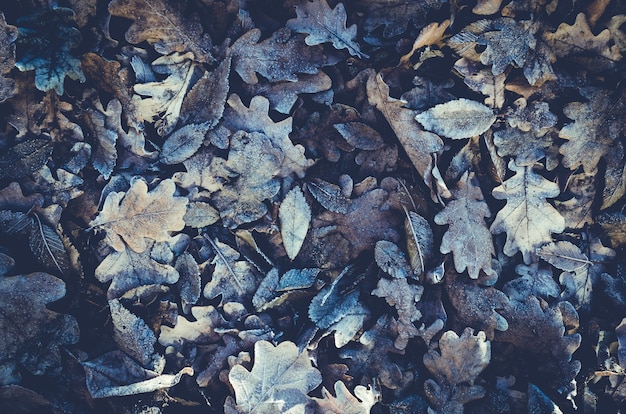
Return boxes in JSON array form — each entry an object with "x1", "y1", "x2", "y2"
[{"x1": 1, "y1": 0, "x2": 626, "y2": 413}]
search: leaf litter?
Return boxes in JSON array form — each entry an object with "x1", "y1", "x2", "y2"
[{"x1": 0, "y1": 0, "x2": 626, "y2": 413}]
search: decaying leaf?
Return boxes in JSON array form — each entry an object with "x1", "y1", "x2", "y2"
[
  {"x1": 423, "y1": 328, "x2": 491, "y2": 414},
  {"x1": 0, "y1": 13, "x2": 17, "y2": 102},
  {"x1": 0, "y1": 138, "x2": 52, "y2": 180},
  {"x1": 490, "y1": 161, "x2": 564, "y2": 264},
  {"x1": 404, "y1": 210, "x2": 434, "y2": 277},
  {"x1": 356, "y1": 0, "x2": 445, "y2": 38},
  {"x1": 375, "y1": 240, "x2": 412, "y2": 279},
  {"x1": 160, "y1": 122, "x2": 210, "y2": 165},
  {"x1": 81, "y1": 93, "x2": 121, "y2": 179},
  {"x1": 286, "y1": 0, "x2": 365, "y2": 58},
  {"x1": 416, "y1": 98, "x2": 496, "y2": 140},
  {"x1": 0, "y1": 273, "x2": 79, "y2": 384},
  {"x1": 108, "y1": 0, "x2": 213, "y2": 63},
  {"x1": 227, "y1": 340, "x2": 322, "y2": 414},
  {"x1": 453, "y1": 58, "x2": 505, "y2": 109},
  {"x1": 159, "y1": 305, "x2": 223, "y2": 351},
  {"x1": 306, "y1": 178, "x2": 349, "y2": 213},
  {"x1": 313, "y1": 381, "x2": 380, "y2": 414},
  {"x1": 280, "y1": 186, "x2": 311, "y2": 260},
  {"x1": 435, "y1": 172, "x2": 495, "y2": 279},
  {"x1": 89, "y1": 178, "x2": 187, "y2": 253}
]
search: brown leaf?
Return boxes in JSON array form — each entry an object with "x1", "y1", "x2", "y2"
[
  {"x1": 0, "y1": 138, "x2": 52, "y2": 180},
  {"x1": 0, "y1": 13, "x2": 17, "y2": 103},
  {"x1": 108, "y1": 0, "x2": 213, "y2": 62},
  {"x1": 313, "y1": 381, "x2": 380, "y2": 414}
]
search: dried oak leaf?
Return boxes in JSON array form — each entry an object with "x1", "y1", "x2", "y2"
[
  {"x1": 339, "y1": 316, "x2": 404, "y2": 389},
  {"x1": 434, "y1": 171, "x2": 495, "y2": 280},
  {"x1": 313, "y1": 381, "x2": 380, "y2": 414},
  {"x1": 229, "y1": 28, "x2": 327, "y2": 85},
  {"x1": 173, "y1": 148, "x2": 228, "y2": 194},
  {"x1": 227, "y1": 340, "x2": 322, "y2": 414},
  {"x1": 211, "y1": 131, "x2": 282, "y2": 228},
  {"x1": 158, "y1": 305, "x2": 224, "y2": 352},
  {"x1": 95, "y1": 239, "x2": 180, "y2": 299},
  {"x1": 555, "y1": 171, "x2": 595, "y2": 229},
  {"x1": 355, "y1": 0, "x2": 445, "y2": 38},
  {"x1": 445, "y1": 269, "x2": 509, "y2": 339},
  {"x1": 0, "y1": 138, "x2": 52, "y2": 180},
  {"x1": 203, "y1": 239, "x2": 261, "y2": 305},
  {"x1": 493, "y1": 125, "x2": 554, "y2": 166},
  {"x1": 81, "y1": 93, "x2": 121, "y2": 179},
  {"x1": 89, "y1": 178, "x2": 187, "y2": 253},
  {"x1": 14, "y1": 7, "x2": 85, "y2": 95},
  {"x1": 423, "y1": 328, "x2": 490, "y2": 414},
  {"x1": 82, "y1": 350, "x2": 192, "y2": 398},
  {"x1": 449, "y1": 18, "x2": 554, "y2": 86},
  {"x1": 221, "y1": 94, "x2": 313, "y2": 178},
  {"x1": 108, "y1": 0, "x2": 213, "y2": 63},
  {"x1": 0, "y1": 13, "x2": 17, "y2": 102},
  {"x1": 453, "y1": 58, "x2": 505, "y2": 109},
  {"x1": 133, "y1": 52, "x2": 196, "y2": 136},
  {"x1": 490, "y1": 161, "x2": 564, "y2": 264},
  {"x1": 0, "y1": 273, "x2": 79, "y2": 384},
  {"x1": 286, "y1": 0, "x2": 366, "y2": 58},
  {"x1": 280, "y1": 186, "x2": 311, "y2": 260},
  {"x1": 543, "y1": 13, "x2": 622, "y2": 70},
  {"x1": 416, "y1": 98, "x2": 496, "y2": 140},
  {"x1": 496, "y1": 296, "x2": 581, "y2": 400},
  {"x1": 366, "y1": 71, "x2": 446, "y2": 198},
  {"x1": 558, "y1": 87, "x2": 625, "y2": 174}
]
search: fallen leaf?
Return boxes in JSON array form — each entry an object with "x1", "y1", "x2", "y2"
[
  {"x1": 228, "y1": 340, "x2": 322, "y2": 414},
  {"x1": 286, "y1": 0, "x2": 366, "y2": 58},
  {"x1": 416, "y1": 98, "x2": 496, "y2": 139},
  {"x1": 160, "y1": 122, "x2": 210, "y2": 165},
  {"x1": 89, "y1": 178, "x2": 187, "y2": 253},
  {"x1": 280, "y1": 186, "x2": 311, "y2": 260},
  {"x1": 0, "y1": 13, "x2": 17, "y2": 102},
  {"x1": 490, "y1": 160, "x2": 564, "y2": 264},
  {"x1": 313, "y1": 381, "x2": 380, "y2": 414}
]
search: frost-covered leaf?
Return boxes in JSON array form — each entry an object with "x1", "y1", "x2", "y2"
[
  {"x1": 280, "y1": 187, "x2": 311, "y2": 260},
  {"x1": 221, "y1": 94, "x2": 313, "y2": 177},
  {"x1": 28, "y1": 214, "x2": 71, "y2": 276},
  {"x1": 0, "y1": 273, "x2": 79, "y2": 384},
  {"x1": 95, "y1": 239, "x2": 180, "y2": 299},
  {"x1": 286, "y1": 0, "x2": 365, "y2": 58},
  {"x1": 506, "y1": 98, "x2": 557, "y2": 133},
  {"x1": 309, "y1": 274, "x2": 361, "y2": 329},
  {"x1": 203, "y1": 239, "x2": 261, "y2": 305},
  {"x1": 211, "y1": 131, "x2": 282, "y2": 228},
  {"x1": 229, "y1": 28, "x2": 327, "y2": 85},
  {"x1": 306, "y1": 179, "x2": 349, "y2": 213},
  {"x1": 375, "y1": 240, "x2": 411, "y2": 279},
  {"x1": 597, "y1": 212, "x2": 626, "y2": 247},
  {"x1": 158, "y1": 305, "x2": 223, "y2": 351},
  {"x1": 0, "y1": 13, "x2": 17, "y2": 102},
  {"x1": 503, "y1": 263, "x2": 560, "y2": 301},
  {"x1": 228, "y1": 340, "x2": 322, "y2": 414},
  {"x1": 83, "y1": 350, "x2": 192, "y2": 398},
  {"x1": 160, "y1": 123, "x2": 210, "y2": 165},
  {"x1": 89, "y1": 179, "x2": 187, "y2": 253},
  {"x1": 416, "y1": 98, "x2": 496, "y2": 139},
  {"x1": 423, "y1": 328, "x2": 490, "y2": 414},
  {"x1": 537, "y1": 241, "x2": 590, "y2": 273},
  {"x1": 313, "y1": 381, "x2": 380, "y2": 414},
  {"x1": 82, "y1": 93, "x2": 121, "y2": 179},
  {"x1": 179, "y1": 57, "x2": 230, "y2": 127},
  {"x1": 278, "y1": 268, "x2": 320, "y2": 291},
  {"x1": 356, "y1": 0, "x2": 445, "y2": 38},
  {"x1": 133, "y1": 52, "x2": 197, "y2": 136},
  {"x1": 15, "y1": 7, "x2": 85, "y2": 95},
  {"x1": 490, "y1": 161, "x2": 564, "y2": 264},
  {"x1": 493, "y1": 125, "x2": 553, "y2": 166},
  {"x1": 555, "y1": 172, "x2": 595, "y2": 229},
  {"x1": 434, "y1": 172, "x2": 495, "y2": 279},
  {"x1": 333, "y1": 122, "x2": 385, "y2": 151},
  {"x1": 404, "y1": 210, "x2": 434, "y2": 277},
  {"x1": 453, "y1": 58, "x2": 505, "y2": 109},
  {"x1": 183, "y1": 201, "x2": 220, "y2": 228},
  {"x1": 108, "y1": 0, "x2": 213, "y2": 62},
  {"x1": 175, "y1": 252, "x2": 201, "y2": 314},
  {"x1": 558, "y1": 88, "x2": 625, "y2": 173},
  {"x1": 0, "y1": 138, "x2": 52, "y2": 180},
  {"x1": 366, "y1": 72, "x2": 446, "y2": 198}
]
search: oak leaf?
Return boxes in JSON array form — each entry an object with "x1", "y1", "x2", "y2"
[
  {"x1": 89, "y1": 178, "x2": 187, "y2": 253},
  {"x1": 434, "y1": 172, "x2": 495, "y2": 279},
  {"x1": 493, "y1": 125, "x2": 554, "y2": 166},
  {"x1": 453, "y1": 58, "x2": 505, "y2": 109},
  {"x1": 108, "y1": 0, "x2": 213, "y2": 62},
  {"x1": 286, "y1": 0, "x2": 366, "y2": 57},
  {"x1": 280, "y1": 187, "x2": 311, "y2": 260},
  {"x1": 229, "y1": 28, "x2": 327, "y2": 85},
  {"x1": 423, "y1": 328, "x2": 491, "y2": 414},
  {"x1": 313, "y1": 381, "x2": 380, "y2": 414},
  {"x1": 490, "y1": 161, "x2": 564, "y2": 264},
  {"x1": 158, "y1": 305, "x2": 224, "y2": 351},
  {"x1": 82, "y1": 93, "x2": 121, "y2": 179},
  {"x1": 95, "y1": 239, "x2": 180, "y2": 299},
  {"x1": 356, "y1": 0, "x2": 445, "y2": 38},
  {"x1": 228, "y1": 340, "x2": 322, "y2": 414}
]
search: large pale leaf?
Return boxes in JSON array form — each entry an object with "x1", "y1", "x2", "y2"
[
  {"x1": 313, "y1": 381, "x2": 380, "y2": 414},
  {"x1": 434, "y1": 171, "x2": 495, "y2": 279},
  {"x1": 90, "y1": 179, "x2": 187, "y2": 253},
  {"x1": 490, "y1": 161, "x2": 564, "y2": 264},
  {"x1": 416, "y1": 98, "x2": 496, "y2": 139},
  {"x1": 228, "y1": 340, "x2": 322, "y2": 414},
  {"x1": 280, "y1": 187, "x2": 311, "y2": 260}
]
